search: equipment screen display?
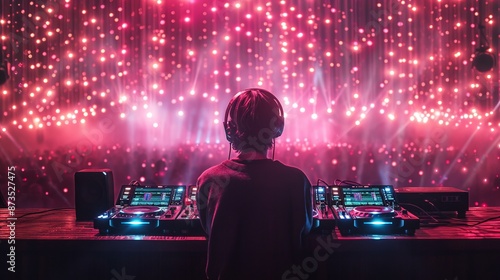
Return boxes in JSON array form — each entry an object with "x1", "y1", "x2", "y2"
[
  {"x1": 342, "y1": 187, "x2": 384, "y2": 206},
  {"x1": 171, "y1": 186, "x2": 185, "y2": 204},
  {"x1": 314, "y1": 186, "x2": 326, "y2": 204},
  {"x1": 130, "y1": 187, "x2": 172, "y2": 206}
]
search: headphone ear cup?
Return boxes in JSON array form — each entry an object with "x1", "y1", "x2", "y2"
[
  {"x1": 273, "y1": 117, "x2": 284, "y2": 138},
  {"x1": 224, "y1": 121, "x2": 236, "y2": 143},
  {"x1": 271, "y1": 96, "x2": 285, "y2": 138}
]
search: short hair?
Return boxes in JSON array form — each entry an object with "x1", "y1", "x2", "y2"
[{"x1": 223, "y1": 88, "x2": 284, "y2": 153}]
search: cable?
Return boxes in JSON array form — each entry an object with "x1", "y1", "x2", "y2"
[
  {"x1": 316, "y1": 178, "x2": 331, "y2": 187},
  {"x1": 332, "y1": 179, "x2": 343, "y2": 186},
  {"x1": 423, "y1": 199, "x2": 439, "y2": 211},
  {"x1": 399, "y1": 202, "x2": 440, "y2": 224},
  {"x1": 469, "y1": 215, "x2": 500, "y2": 227},
  {"x1": 332, "y1": 179, "x2": 362, "y2": 186},
  {"x1": 271, "y1": 138, "x2": 276, "y2": 160},
  {"x1": 401, "y1": 203, "x2": 500, "y2": 228}
]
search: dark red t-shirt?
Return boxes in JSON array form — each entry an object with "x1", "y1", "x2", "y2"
[{"x1": 197, "y1": 158, "x2": 313, "y2": 280}]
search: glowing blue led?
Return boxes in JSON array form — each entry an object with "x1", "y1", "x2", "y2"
[
  {"x1": 364, "y1": 221, "x2": 392, "y2": 225},
  {"x1": 121, "y1": 220, "x2": 150, "y2": 226}
]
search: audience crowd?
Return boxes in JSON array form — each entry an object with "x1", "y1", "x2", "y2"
[{"x1": 1, "y1": 140, "x2": 498, "y2": 208}]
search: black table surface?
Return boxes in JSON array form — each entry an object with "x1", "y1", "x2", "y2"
[
  {"x1": 1, "y1": 207, "x2": 500, "y2": 280},
  {"x1": 1, "y1": 207, "x2": 500, "y2": 241}
]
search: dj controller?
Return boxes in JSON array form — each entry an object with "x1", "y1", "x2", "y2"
[
  {"x1": 94, "y1": 183, "x2": 419, "y2": 236},
  {"x1": 313, "y1": 184, "x2": 420, "y2": 235},
  {"x1": 94, "y1": 184, "x2": 204, "y2": 235}
]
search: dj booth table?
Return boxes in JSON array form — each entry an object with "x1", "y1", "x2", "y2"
[{"x1": 1, "y1": 208, "x2": 500, "y2": 280}]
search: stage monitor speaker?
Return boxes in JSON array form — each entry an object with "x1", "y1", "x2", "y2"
[{"x1": 74, "y1": 169, "x2": 114, "y2": 221}]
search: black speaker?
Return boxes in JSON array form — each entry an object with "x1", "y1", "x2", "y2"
[{"x1": 74, "y1": 169, "x2": 114, "y2": 221}]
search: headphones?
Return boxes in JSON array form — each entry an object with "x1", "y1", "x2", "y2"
[{"x1": 223, "y1": 88, "x2": 285, "y2": 143}]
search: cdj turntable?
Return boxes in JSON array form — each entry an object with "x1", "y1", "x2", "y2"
[
  {"x1": 94, "y1": 184, "x2": 203, "y2": 235},
  {"x1": 331, "y1": 185, "x2": 420, "y2": 236}
]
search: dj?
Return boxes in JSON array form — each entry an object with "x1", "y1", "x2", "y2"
[{"x1": 196, "y1": 88, "x2": 313, "y2": 279}]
